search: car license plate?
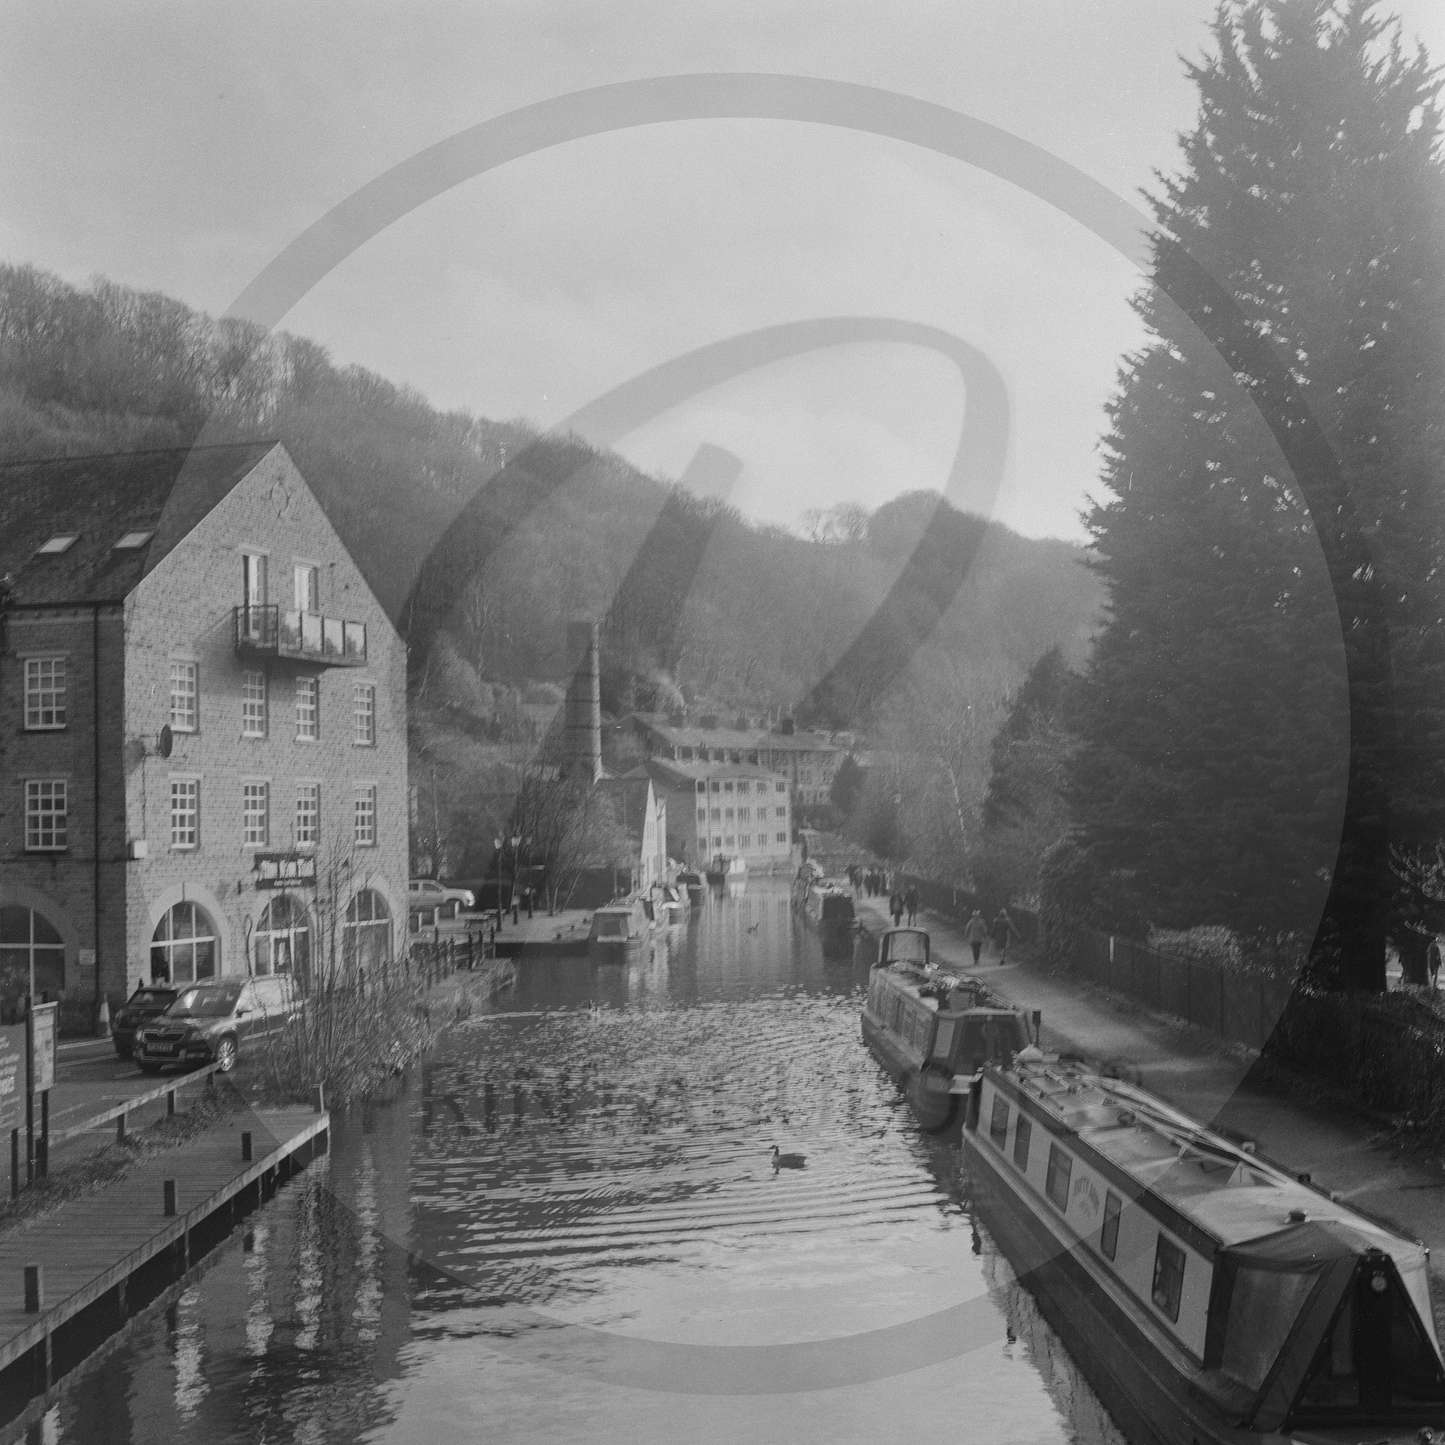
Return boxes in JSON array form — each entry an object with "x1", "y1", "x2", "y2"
[{"x1": 148, "y1": 1044, "x2": 176, "y2": 1055}]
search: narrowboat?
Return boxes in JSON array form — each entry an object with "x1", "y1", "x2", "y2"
[
  {"x1": 861, "y1": 926, "x2": 1032, "y2": 1131},
  {"x1": 965, "y1": 1058, "x2": 1445, "y2": 1444},
  {"x1": 587, "y1": 897, "x2": 652, "y2": 955},
  {"x1": 678, "y1": 870, "x2": 706, "y2": 904},
  {"x1": 791, "y1": 866, "x2": 857, "y2": 952},
  {"x1": 705, "y1": 854, "x2": 747, "y2": 885},
  {"x1": 655, "y1": 882, "x2": 690, "y2": 924}
]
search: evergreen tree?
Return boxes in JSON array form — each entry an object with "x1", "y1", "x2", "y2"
[{"x1": 1070, "y1": 0, "x2": 1445, "y2": 988}]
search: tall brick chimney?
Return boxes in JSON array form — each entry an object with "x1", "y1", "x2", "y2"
[{"x1": 563, "y1": 620, "x2": 603, "y2": 782}]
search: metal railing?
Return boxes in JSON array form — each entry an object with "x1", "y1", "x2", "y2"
[{"x1": 233, "y1": 605, "x2": 367, "y2": 665}]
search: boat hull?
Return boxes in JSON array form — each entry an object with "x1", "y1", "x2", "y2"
[
  {"x1": 965, "y1": 1135, "x2": 1282, "y2": 1445},
  {"x1": 860, "y1": 1012, "x2": 958, "y2": 1133}
]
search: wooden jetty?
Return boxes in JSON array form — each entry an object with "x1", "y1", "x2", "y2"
[{"x1": 0, "y1": 1102, "x2": 329, "y2": 1433}]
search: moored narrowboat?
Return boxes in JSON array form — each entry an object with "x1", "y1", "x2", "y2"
[
  {"x1": 861, "y1": 927, "x2": 1032, "y2": 1131},
  {"x1": 678, "y1": 870, "x2": 706, "y2": 904},
  {"x1": 705, "y1": 854, "x2": 747, "y2": 885},
  {"x1": 791, "y1": 866, "x2": 857, "y2": 951},
  {"x1": 587, "y1": 897, "x2": 652, "y2": 955},
  {"x1": 965, "y1": 1058, "x2": 1445, "y2": 1444}
]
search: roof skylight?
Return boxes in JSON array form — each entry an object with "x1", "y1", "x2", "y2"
[
  {"x1": 113, "y1": 531, "x2": 153, "y2": 550},
  {"x1": 35, "y1": 535, "x2": 78, "y2": 555}
]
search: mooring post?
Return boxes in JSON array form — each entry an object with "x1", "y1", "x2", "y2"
[
  {"x1": 9, "y1": 1129, "x2": 17, "y2": 1200},
  {"x1": 312, "y1": 1083, "x2": 325, "y2": 1114},
  {"x1": 37, "y1": 1092, "x2": 48, "y2": 1180},
  {"x1": 116, "y1": 1109, "x2": 127, "y2": 1144},
  {"x1": 167, "y1": 1089, "x2": 176, "y2": 1118},
  {"x1": 241, "y1": 1131, "x2": 252, "y2": 1162},
  {"x1": 163, "y1": 1179, "x2": 176, "y2": 1217},
  {"x1": 23, "y1": 1264, "x2": 42, "y2": 1313}
]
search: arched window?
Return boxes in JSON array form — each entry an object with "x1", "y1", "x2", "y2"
[
  {"x1": 254, "y1": 895, "x2": 310, "y2": 979},
  {"x1": 343, "y1": 889, "x2": 391, "y2": 972},
  {"x1": 151, "y1": 902, "x2": 218, "y2": 984},
  {"x1": 0, "y1": 906, "x2": 66, "y2": 1000}
]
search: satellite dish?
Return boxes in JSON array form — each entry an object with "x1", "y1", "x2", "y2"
[{"x1": 156, "y1": 725, "x2": 173, "y2": 759}]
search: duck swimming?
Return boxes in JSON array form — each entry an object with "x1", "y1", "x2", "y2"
[{"x1": 771, "y1": 1145, "x2": 806, "y2": 1170}]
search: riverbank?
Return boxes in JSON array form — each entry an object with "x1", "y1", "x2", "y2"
[{"x1": 857, "y1": 894, "x2": 1445, "y2": 1331}]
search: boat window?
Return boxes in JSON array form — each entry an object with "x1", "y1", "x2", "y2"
[
  {"x1": 933, "y1": 1017, "x2": 956, "y2": 1062},
  {"x1": 1151, "y1": 1234, "x2": 1186, "y2": 1322},
  {"x1": 890, "y1": 995, "x2": 905, "y2": 1033},
  {"x1": 1299, "y1": 1294, "x2": 1355, "y2": 1408},
  {"x1": 596, "y1": 917, "x2": 628, "y2": 938},
  {"x1": 1221, "y1": 1266, "x2": 1318, "y2": 1392},
  {"x1": 989, "y1": 1096, "x2": 1010, "y2": 1147},
  {"x1": 1013, "y1": 1115, "x2": 1031, "y2": 1171},
  {"x1": 1100, "y1": 1191, "x2": 1121, "y2": 1260},
  {"x1": 1046, "y1": 1144, "x2": 1072, "y2": 1211}
]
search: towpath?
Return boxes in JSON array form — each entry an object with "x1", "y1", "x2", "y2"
[{"x1": 857, "y1": 894, "x2": 1445, "y2": 1323}]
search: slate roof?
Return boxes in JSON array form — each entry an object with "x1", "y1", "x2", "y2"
[
  {"x1": 626, "y1": 712, "x2": 842, "y2": 756},
  {"x1": 643, "y1": 758, "x2": 779, "y2": 787},
  {"x1": 0, "y1": 442, "x2": 280, "y2": 606}
]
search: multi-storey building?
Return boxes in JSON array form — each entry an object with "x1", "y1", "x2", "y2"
[
  {"x1": 641, "y1": 758, "x2": 792, "y2": 870},
  {"x1": 622, "y1": 712, "x2": 844, "y2": 807},
  {"x1": 0, "y1": 442, "x2": 407, "y2": 1028}
]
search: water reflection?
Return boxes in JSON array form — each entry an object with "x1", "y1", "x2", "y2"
[{"x1": 41, "y1": 879, "x2": 1123, "y2": 1444}]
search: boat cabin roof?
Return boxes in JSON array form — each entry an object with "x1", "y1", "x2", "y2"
[{"x1": 1007, "y1": 1060, "x2": 1420, "y2": 1263}]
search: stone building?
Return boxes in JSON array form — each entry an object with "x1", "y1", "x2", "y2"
[
  {"x1": 621, "y1": 712, "x2": 843, "y2": 808},
  {"x1": 0, "y1": 442, "x2": 407, "y2": 1027},
  {"x1": 640, "y1": 758, "x2": 792, "y2": 871}
]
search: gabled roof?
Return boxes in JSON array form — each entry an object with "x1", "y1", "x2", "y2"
[
  {"x1": 626, "y1": 711, "x2": 842, "y2": 756},
  {"x1": 0, "y1": 441, "x2": 281, "y2": 606},
  {"x1": 644, "y1": 757, "x2": 780, "y2": 787}
]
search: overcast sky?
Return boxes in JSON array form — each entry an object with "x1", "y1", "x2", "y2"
[{"x1": 4, "y1": 1, "x2": 1443, "y2": 541}]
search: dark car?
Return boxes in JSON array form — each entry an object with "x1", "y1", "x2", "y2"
[
  {"x1": 133, "y1": 975, "x2": 301, "y2": 1074},
  {"x1": 112, "y1": 985, "x2": 180, "y2": 1059}
]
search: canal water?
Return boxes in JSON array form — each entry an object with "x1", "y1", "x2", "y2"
[{"x1": 32, "y1": 879, "x2": 1124, "y2": 1444}]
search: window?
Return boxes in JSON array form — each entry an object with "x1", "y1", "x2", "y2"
[
  {"x1": 25, "y1": 780, "x2": 67, "y2": 851},
  {"x1": 710, "y1": 808, "x2": 721, "y2": 822},
  {"x1": 739, "y1": 834, "x2": 751, "y2": 849},
  {"x1": 353, "y1": 683, "x2": 375, "y2": 745},
  {"x1": 296, "y1": 783, "x2": 319, "y2": 847},
  {"x1": 243, "y1": 551, "x2": 267, "y2": 606},
  {"x1": 738, "y1": 807, "x2": 750, "y2": 821},
  {"x1": 697, "y1": 809, "x2": 706, "y2": 823},
  {"x1": 1013, "y1": 1115, "x2": 1032, "y2": 1170},
  {"x1": 241, "y1": 671, "x2": 267, "y2": 737},
  {"x1": 1101, "y1": 1191, "x2": 1122, "y2": 1261},
  {"x1": 113, "y1": 530, "x2": 152, "y2": 550},
  {"x1": 712, "y1": 835, "x2": 722, "y2": 848},
  {"x1": 1151, "y1": 1234, "x2": 1186, "y2": 1322},
  {"x1": 169, "y1": 661, "x2": 198, "y2": 731},
  {"x1": 294, "y1": 563, "x2": 320, "y2": 613},
  {"x1": 170, "y1": 779, "x2": 199, "y2": 849},
  {"x1": 724, "y1": 835, "x2": 734, "y2": 848},
  {"x1": 723, "y1": 781, "x2": 733, "y2": 793},
  {"x1": 24, "y1": 658, "x2": 66, "y2": 729},
  {"x1": 35, "y1": 534, "x2": 77, "y2": 555},
  {"x1": 254, "y1": 894, "x2": 309, "y2": 978},
  {"x1": 777, "y1": 832, "x2": 787, "y2": 843},
  {"x1": 354, "y1": 784, "x2": 376, "y2": 846},
  {"x1": 1045, "y1": 1143, "x2": 1073, "y2": 1210},
  {"x1": 295, "y1": 677, "x2": 318, "y2": 740},
  {"x1": 344, "y1": 889, "x2": 392, "y2": 972},
  {"x1": 736, "y1": 781, "x2": 749, "y2": 795},
  {"x1": 242, "y1": 782, "x2": 269, "y2": 847},
  {"x1": 776, "y1": 781, "x2": 786, "y2": 793},
  {"x1": 724, "y1": 808, "x2": 734, "y2": 821},
  {"x1": 711, "y1": 781, "x2": 720, "y2": 793},
  {"x1": 776, "y1": 806, "x2": 787, "y2": 819},
  {"x1": 151, "y1": 902, "x2": 217, "y2": 984},
  {"x1": 0, "y1": 906, "x2": 65, "y2": 996},
  {"x1": 989, "y1": 1097, "x2": 1010, "y2": 1147}
]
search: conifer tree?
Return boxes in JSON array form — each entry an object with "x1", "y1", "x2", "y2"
[{"x1": 1069, "y1": 0, "x2": 1445, "y2": 989}]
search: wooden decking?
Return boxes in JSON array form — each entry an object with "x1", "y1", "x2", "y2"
[{"x1": 0, "y1": 1104, "x2": 328, "y2": 1429}]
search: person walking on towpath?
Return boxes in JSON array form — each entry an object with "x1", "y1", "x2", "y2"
[
  {"x1": 992, "y1": 908, "x2": 1015, "y2": 964},
  {"x1": 889, "y1": 890, "x2": 905, "y2": 927},
  {"x1": 905, "y1": 886, "x2": 919, "y2": 927},
  {"x1": 964, "y1": 911, "x2": 989, "y2": 966}
]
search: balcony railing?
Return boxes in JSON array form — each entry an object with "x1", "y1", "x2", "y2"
[{"x1": 234, "y1": 605, "x2": 368, "y2": 666}]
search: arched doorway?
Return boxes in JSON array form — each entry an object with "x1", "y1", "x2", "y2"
[
  {"x1": 151, "y1": 902, "x2": 219, "y2": 984},
  {"x1": 343, "y1": 889, "x2": 392, "y2": 974},
  {"x1": 253, "y1": 895, "x2": 310, "y2": 979},
  {"x1": 0, "y1": 905, "x2": 66, "y2": 1007}
]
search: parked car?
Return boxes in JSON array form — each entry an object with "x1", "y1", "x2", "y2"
[
  {"x1": 408, "y1": 878, "x2": 475, "y2": 920},
  {"x1": 111, "y1": 984, "x2": 180, "y2": 1059},
  {"x1": 133, "y1": 975, "x2": 302, "y2": 1074}
]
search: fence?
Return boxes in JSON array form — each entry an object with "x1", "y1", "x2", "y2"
[{"x1": 1071, "y1": 929, "x2": 1296, "y2": 1052}]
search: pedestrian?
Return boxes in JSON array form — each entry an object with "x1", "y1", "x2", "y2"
[
  {"x1": 1429, "y1": 935, "x2": 1444, "y2": 991},
  {"x1": 905, "y1": 886, "x2": 918, "y2": 927},
  {"x1": 524, "y1": 886, "x2": 535, "y2": 920},
  {"x1": 889, "y1": 890, "x2": 905, "y2": 927},
  {"x1": 964, "y1": 910, "x2": 988, "y2": 966},
  {"x1": 993, "y1": 908, "x2": 1014, "y2": 964}
]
